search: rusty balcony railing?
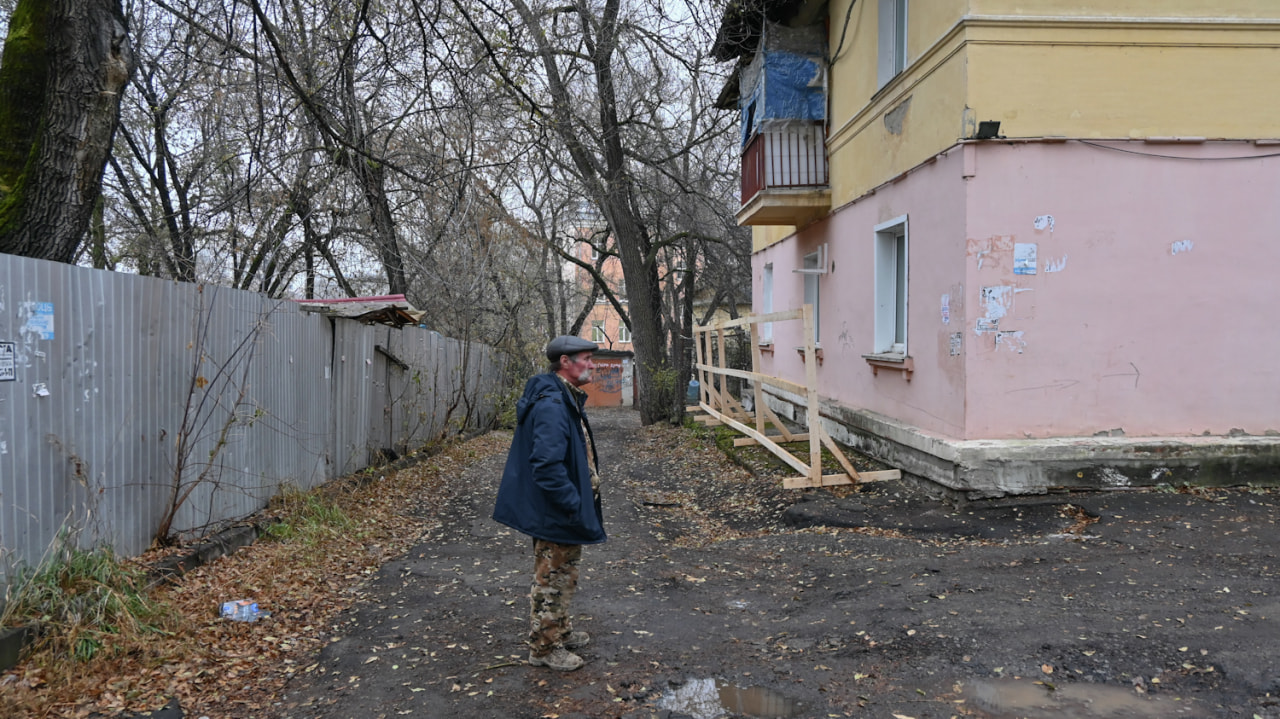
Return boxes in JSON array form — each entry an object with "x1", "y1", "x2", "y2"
[{"x1": 741, "y1": 121, "x2": 828, "y2": 204}]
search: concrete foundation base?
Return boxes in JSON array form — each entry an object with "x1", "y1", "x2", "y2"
[{"x1": 760, "y1": 386, "x2": 1280, "y2": 499}]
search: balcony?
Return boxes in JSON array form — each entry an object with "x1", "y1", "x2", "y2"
[{"x1": 737, "y1": 121, "x2": 831, "y2": 227}]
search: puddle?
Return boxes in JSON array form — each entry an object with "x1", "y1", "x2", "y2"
[
  {"x1": 658, "y1": 678, "x2": 807, "y2": 719},
  {"x1": 959, "y1": 678, "x2": 1206, "y2": 718}
]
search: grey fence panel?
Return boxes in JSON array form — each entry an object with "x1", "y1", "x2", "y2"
[
  {"x1": 330, "y1": 319, "x2": 380, "y2": 477},
  {"x1": 0, "y1": 255, "x2": 504, "y2": 587},
  {"x1": 386, "y1": 327, "x2": 446, "y2": 450}
]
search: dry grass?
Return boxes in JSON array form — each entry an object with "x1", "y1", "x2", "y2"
[{"x1": 0, "y1": 431, "x2": 509, "y2": 718}]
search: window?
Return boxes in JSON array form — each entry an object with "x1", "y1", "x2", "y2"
[
  {"x1": 760, "y1": 263, "x2": 774, "y2": 343},
  {"x1": 592, "y1": 320, "x2": 606, "y2": 344},
  {"x1": 803, "y1": 252, "x2": 821, "y2": 345},
  {"x1": 873, "y1": 216, "x2": 909, "y2": 355},
  {"x1": 618, "y1": 323, "x2": 631, "y2": 343},
  {"x1": 877, "y1": 0, "x2": 908, "y2": 88}
]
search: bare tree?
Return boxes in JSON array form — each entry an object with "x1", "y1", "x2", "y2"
[{"x1": 453, "y1": 0, "x2": 742, "y2": 422}]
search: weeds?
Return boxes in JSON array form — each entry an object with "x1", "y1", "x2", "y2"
[
  {"x1": 2, "y1": 535, "x2": 178, "y2": 663},
  {"x1": 263, "y1": 485, "x2": 354, "y2": 545}
]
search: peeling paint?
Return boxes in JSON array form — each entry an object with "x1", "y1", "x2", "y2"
[
  {"x1": 884, "y1": 96, "x2": 911, "y2": 135},
  {"x1": 1044, "y1": 255, "x2": 1068, "y2": 273},
  {"x1": 1171, "y1": 240, "x2": 1194, "y2": 255},
  {"x1": 995, "y1": 330, "x2": 1026, "y2": 354},
  {"x1": 1034, "y1": 214, "x2": 1055, "y2": 233},
  {"x1": 941, "y1": 294, "x2": 950, "y2": 325},
  {"x1": 967, "y1": 235, "x2": 1014, "y2": 270},
  {"x1": 1100, "y1": 467, "x2": 1131, "y2": 487}
]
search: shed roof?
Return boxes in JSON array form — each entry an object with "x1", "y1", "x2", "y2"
[{"x1": 293, "y1": 294, "x2": 423, "y2": 328}]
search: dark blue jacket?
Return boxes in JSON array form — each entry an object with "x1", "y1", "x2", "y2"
[{"x1": 492, "y1": 372, "x2": 606, "y2": 545}]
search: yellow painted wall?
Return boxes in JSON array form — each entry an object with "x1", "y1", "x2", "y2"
[
  {"x1": 970, "y1": 0, "x2": 1280, "y2": 20},
  {"x1": 966, "y1": 21, "x2": 1280, "y2": 140},
  {"x1": 751, "y1": 0, "x2": 1280, "y2": 253}
]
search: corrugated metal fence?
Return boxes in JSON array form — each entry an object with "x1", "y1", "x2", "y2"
[{"x1": 0, "y1": 255, "x2": 504, "y2": 584}]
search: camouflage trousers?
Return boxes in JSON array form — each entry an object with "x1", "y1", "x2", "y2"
[{"x1": 528, "y1": 539, "x2": 582, "y2": 655}]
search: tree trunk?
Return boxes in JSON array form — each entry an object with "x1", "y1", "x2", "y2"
[
  {"x1": 353, "y1": 158, "x2": 408, "y2": 295},
  {"x1": 0, "y1": 0, "x2": 132, "y2": 261}
]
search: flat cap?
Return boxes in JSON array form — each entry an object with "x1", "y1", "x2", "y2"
[{"x1": 546, "y1": 335, "x2": 598, "y2": 360}]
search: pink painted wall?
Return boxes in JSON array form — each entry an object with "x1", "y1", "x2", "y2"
[
  {"x1": 963, "y1": 141, "x2": 1280, "y2": 438},
  {"x1": 753, "y1": 140, "x2": 1280, "y2": 440},
  {"x1": 754, "y1": 148, "x2": 970, "y2": 438}
]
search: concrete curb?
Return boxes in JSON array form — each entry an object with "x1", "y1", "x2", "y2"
[
  {"x1": 146, "y1": 522, "x2": 274, "y2": 590},
  {"x1": 758, "y1": 384, "x2": 1280, "y2": 499},
  {"x1": 0, "y1": 624, "x2": 35, "y2": 673}
]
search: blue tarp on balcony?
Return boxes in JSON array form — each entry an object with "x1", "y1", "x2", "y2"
[{"x1": 740, "y1": 24, "x2": 826, "y2": 146}]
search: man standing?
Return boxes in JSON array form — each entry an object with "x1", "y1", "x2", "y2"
[{"x1": 493, "y1": 336, "x2": 604, "y2": 671}]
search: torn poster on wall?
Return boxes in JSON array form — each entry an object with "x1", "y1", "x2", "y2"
[
  {"x1": 995, "y1": 330, "x2": 1027, "y2": 354},
  {"x1": 941, "y1": 294, "x2": 950, "y2": 325},
  {"x1": 1014, "y1": 243, "x2": 1037, "y2": 275},
  {"x1": 949, "y1": 332, "x2": 962, "y2": 356}
]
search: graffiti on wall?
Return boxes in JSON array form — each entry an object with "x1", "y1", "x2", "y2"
[{"x1": 595, "y1": 364, "x2": 623, "y2": 394}]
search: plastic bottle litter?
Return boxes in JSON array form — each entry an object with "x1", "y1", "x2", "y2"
[
  {"x1": 220, "y1": 599, "x2": 267, "y2": 622},
  {"x1": 686, "y1": 378, "x2": 700, "y2": 403}
]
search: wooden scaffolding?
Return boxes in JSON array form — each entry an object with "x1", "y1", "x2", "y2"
[{"x1": 689, "y1": 305, "x2": 901, "y2": 489}]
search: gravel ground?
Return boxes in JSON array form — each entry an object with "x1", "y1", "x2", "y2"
[{"x1": 270, "y1": 407, "x2": 1280, "y2": 719}]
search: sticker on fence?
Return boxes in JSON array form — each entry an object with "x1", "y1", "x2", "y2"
[
  {"x1": 21, "y1": 301, "x2": 54, "y2": 340},
  {"x1": 0, "y1": 342, "x2": 13, "y2": 381}
]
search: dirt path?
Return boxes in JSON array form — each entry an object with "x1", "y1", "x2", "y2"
[{"x1": 272, "y1": 407, "x2": 1280, "y2": 718}]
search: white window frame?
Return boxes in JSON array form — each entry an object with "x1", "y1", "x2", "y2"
[
  {"x1": 877, "y1": 0, "x2": 908, "y2": 89},
  {"x1": 617, "y1": 323, "x2": 631, "y2": 343},
  {"x1": 760, "y1": 263, "x2": 774, "y2": 343},
  {"x1": 591, "y1": 320, "x2": 606, "y2": 344},
  {"x1": 873, "y1": 215, "x2": 909, "y2": 356},
  {"x1": 803, "y1": 251, "x2": 821, "y2": 345}
]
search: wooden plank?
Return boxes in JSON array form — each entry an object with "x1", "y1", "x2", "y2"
[
  {"x1": 732, "y1": 433, "x2": 809, "y2": 447},
  {"x1": 700, "y1": 381, "x2": 751, "y2": 424},
  {"x1": 757, "y1": 400, "x2": 795, "y2": 441},
  {"x1": 700, "y1": 402, "x2": 810, "y2": 476},
  {"x1": 693, "y1": 363, "x2": 808, "y2": 396},
  {"x1": 693, "y1": 307, "x2": 804, "y2": 332},
  {"x1": 749, "y1": 322, "x2": 766, "y2": 438},
  {"x1": 783, "y1": 470, "x2": 901, "y2": 489},
  {"x1": 803, "y1": 304, "x2": 821, "y2": 485},
  {"x1": 817, "y1": 425, "x2": 861, "y2": 482},
  {"x1": 702, "y1": 378, "x2": 728, "y2": 416},
  {"x1": 695, "y1": 325, "x2": 709, "y2": 408},
  {"x1": 716, "y1": 326, "x2": 729, "y2": 423},
  {"x1": 688, "y1": 304, "x2": 905, "y2": 492}
]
